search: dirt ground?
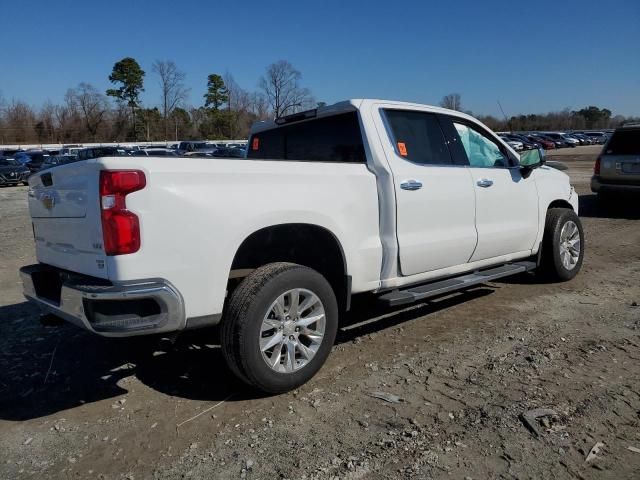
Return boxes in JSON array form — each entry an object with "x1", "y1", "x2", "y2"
[{"x1": 1, "y1": 146, "x2": 639, "y2": 479}]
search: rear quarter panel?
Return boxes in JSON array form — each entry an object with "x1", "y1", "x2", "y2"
[{"x1": 96, "y1": 156, "x2": 383, "y2": 319}]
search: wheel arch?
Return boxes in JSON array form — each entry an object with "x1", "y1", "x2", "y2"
[
  {"x1": 547, "y1": 199, "x2": 574, "y2": 211},
  {"x1": 229, "y1": 223, "x2": 351, "y2": 311}
]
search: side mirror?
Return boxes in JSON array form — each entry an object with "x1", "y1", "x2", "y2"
[{"x1": 519, "y1": 148, "x2": 545, "y2": 178}]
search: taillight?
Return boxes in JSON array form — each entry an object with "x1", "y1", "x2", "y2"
[
  {"x1": 99, "y1": 170, "x2": 146, "y2": 255},
  {"x1": 594, "y1": 156, "x2": 601, "y2": 175}
]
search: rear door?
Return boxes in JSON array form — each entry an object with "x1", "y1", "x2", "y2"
[
  {"x1": 441, "y1": 116, "x2": 539, "y2": 261},
  {"x1": 28, "y1": 161, "x2": 108, "y2": 278},
  {"x1": 377, "y1": 108, "x2": 477, "y2": 276},
  {"x1": 600, "y1": 128, "x2": 640, "y2": 184}
]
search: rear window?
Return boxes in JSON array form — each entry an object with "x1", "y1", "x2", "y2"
[
  {"x1": 605, "y1": 129, "x2": 640, "y2": 155},
  {"x1": 247, "y1": 112, "x2": 365, "y2": 163},
  {"x1": 384, "y1": 110, "x2": 452, "y2": 165}
]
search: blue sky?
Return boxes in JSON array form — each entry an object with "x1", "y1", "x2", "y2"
[{"x1": 2, "y1": 0, "x2": 639, "y2": 117}]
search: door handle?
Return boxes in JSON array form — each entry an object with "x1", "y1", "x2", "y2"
[
  {"x1": 476, "y1": 178, "x2": 493, "y2": 188},
  {"x1": 400, "y1": 180, "x2": 423, "y2": 191}
]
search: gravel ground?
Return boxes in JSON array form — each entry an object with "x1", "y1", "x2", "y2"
[{"x1": 1, "y1": 146, "x2": 639, "y2": 479}]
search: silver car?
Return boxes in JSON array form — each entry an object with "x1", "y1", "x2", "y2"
[{"x1": 591, "y1": 125, "x2": 640, "y2": 199}]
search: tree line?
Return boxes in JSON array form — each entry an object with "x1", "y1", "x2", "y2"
[
  {"x1": 1, "y1": 64, "x2": 637, "y2": 145},
  {"x1": 440, "y1": 93, "x2": 638, "y2": 132},
  {"x1": 0, "y1": 58, "x2": 315, "y2": 144}
]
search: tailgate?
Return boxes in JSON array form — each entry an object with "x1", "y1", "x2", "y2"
[{"x1": 28, "y1": 161, "x2": 108, "y2": 278}]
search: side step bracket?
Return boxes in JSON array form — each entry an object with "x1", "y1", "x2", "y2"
[{"x1": 378, "y1": 261, "x2": 536, "y2": 307}]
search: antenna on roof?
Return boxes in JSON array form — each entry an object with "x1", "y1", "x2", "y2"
[{"x1": 497, "y1": 100, "x2": 512, "y2": 133}]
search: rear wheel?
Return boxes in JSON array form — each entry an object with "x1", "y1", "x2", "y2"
[
  {"x1": 221, "y1": 262, "x2": 338, "y2": 393},
  {"x1": 539, "y1": 208, "x2": 584, "y2": 281}
]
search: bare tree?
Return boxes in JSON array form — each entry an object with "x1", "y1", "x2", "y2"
[
  {"x1": 258, "y1": 60, "x2": 314, "y2": 118},
  {"x1": 249, "y1": 92, "x2": 270, "y2": 120},
  {"x1": 39, "y1": 101, "x2": 57, "y2": 143},
  {"x1": 440, "y1": 93, "x2": 462, "y2": 111},
  {"x1": 153, "y1": 60, "x2": 189, "y2": 139},
  {"x1": 3, "y1": 100, "x2": 37, "y2": 143},
  {"x1": 224, "y1": 73, "x2": 254, "y2": 138},
  {"x1": 68, "y1": 83, "x2": 109, "y2": 141}
]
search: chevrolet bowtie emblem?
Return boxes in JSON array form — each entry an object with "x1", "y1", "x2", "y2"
[{"x1": 41, "y1": 192, "x2": 55, "y2": 210}]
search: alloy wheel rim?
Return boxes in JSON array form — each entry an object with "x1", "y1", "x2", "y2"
[
  {"x1": 259, "y1": 288, "x2": 326, "y2": 373},
  {"x1": 559, "y1": 220, "x2": 581, "y2": 270}
]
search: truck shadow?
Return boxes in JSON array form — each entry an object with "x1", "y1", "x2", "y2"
[
  {"x1": 0, "y1": 287, "x2": 495, "y2": 421},
  {"x1": 579, "y1": 193, "x2": 640, "y2": 220}
]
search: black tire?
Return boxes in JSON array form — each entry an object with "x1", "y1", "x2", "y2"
[
  {"x1": 539, "y1": 208, "x2": 584, "y2": 281},
  {"x1": 221, "y1": 262, "x2": 338, "y2": 393}
]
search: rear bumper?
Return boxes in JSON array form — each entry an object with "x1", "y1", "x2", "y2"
[
  {"x1": 20, "y1": 264, "x2": 186, "y2": 337},
  {"x1": 591, "y1": 176, "x2": 640, "y2": 194}
]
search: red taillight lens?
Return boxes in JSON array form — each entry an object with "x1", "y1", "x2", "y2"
[
  {"x1": 99, "y1": 170, "x2": 146, "y2": 255},
  {"x1": 594, "y1": 156, "x2": 601, "y2": 175}
]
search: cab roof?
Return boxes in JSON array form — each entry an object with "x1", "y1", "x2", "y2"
[{"x1": 250, "y1": 99, "x2": 478, "y2": 134}]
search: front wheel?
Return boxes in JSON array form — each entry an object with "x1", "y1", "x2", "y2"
[
  {"x1": 539, "y1": 208, "x2": 584, "y2": 281},
  {"x1": 221, "y1": 262, "x2": 338, "y2": 393}
]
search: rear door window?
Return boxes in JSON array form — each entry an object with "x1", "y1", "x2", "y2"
[
  {"x1": 605, "y1": 129, "x2": 640, "y2": 155},
  {"x1": 247, "y1": 112, "x2": 366, "y2": 163},
  {"x1": 383, "y1": 110, "x2": 453, "y2": 166}
]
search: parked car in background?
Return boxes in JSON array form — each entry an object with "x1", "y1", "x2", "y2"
[
  {"x1": 502, "y1": 134, "x2": 538, "y2": 150},
  {"x1": 534, "y1": 134, "x2": 568, "y2": 149},
  {"x1": 14, "y1": 150, "x2": 50, "y2": 172},
  {"x1": 575, "y1": 134, "x2": 593, "y2": 145},
  {"x1": 60, "y1": 146, "x2": 82, "y2": 156},
  {"x1": 562, "y1": 134, "x2": 581, "y2": 145},
  {"x1": 76, "y1": 147, "x2": 124, "y2": 161},
  {"x1": 569, "y1": 133, "x2": 593, "y2": 145},
  {"x1": 582, "y1": 132, "x2": 609, "y2": 144},
  {"x1": 543, "y1": 133, "x2": 578, "y2": 147},
  {"x1": 0, "y1": 149, "x2": 23, "y2": 158},
  {"x1": 176, "y1": 141, "x2": 208, "y2": 154},
  {"x1": 212, "y1": 147, "x2": 246, "y2": 158},
  {"x1": 498, "y1": 136, "x2": 523, "y2": 151},
  {"x1": 0, "y1": 157, "x2": 30, "y2": 186},
  {"x1": 132, "y1": 149, "x2": 179, "y2": 157},
  {"x1": 591, "y1": 124, "x2": 640, "y2": 200},
  {"x1": 39, "y1": 155, "x2": 78, "y2": 171},
  {"x1": 525, "y1": 135, "x2": 556, "y2": 150}
]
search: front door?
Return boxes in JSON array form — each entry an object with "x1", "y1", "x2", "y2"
[
  {"x1": 380, "y1": 108, "x2": 478, "y2": 276},
  {"x1": 445, "y1": 118, "x2": 539, "y2": 261}
]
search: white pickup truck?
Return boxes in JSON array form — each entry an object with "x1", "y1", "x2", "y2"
[{"x1": 20, "y1": 99, "x2": 583, "y2": 393}]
